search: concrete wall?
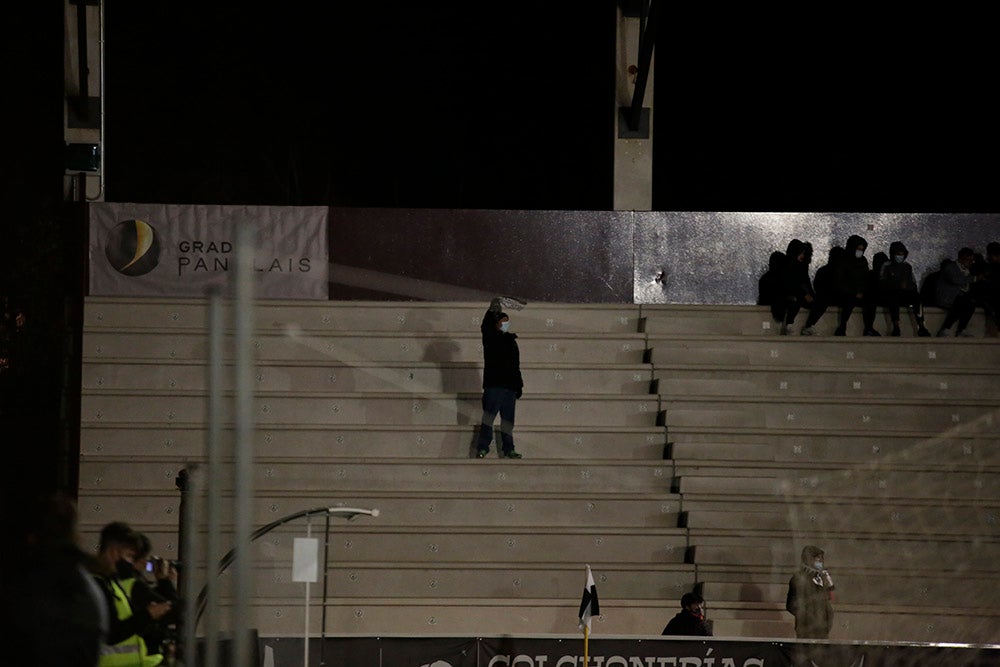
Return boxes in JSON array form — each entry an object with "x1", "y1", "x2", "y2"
[{"x1": 327, "y1": 207, "x2": 1000, "y2": 305}]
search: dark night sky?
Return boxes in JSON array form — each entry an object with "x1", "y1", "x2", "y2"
[
  {"x1": 99, "y1": 4, "x2": 1000, "y2": 213},
  {"x1": 3, "y1": 3, "x2": 1000, "y2": 509}
]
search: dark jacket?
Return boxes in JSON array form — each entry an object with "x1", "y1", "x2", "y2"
[
  {"x1": 813, "y1": 246, "x2": 844, "y2": 302},
  {"x1": 786, "y1": 568, "x2": 834, "y2": 639},
  {"x1": 781, "y1": 240, "x2": 815, "y2": 302},
  {"x1": 662, "y1": 609, "x2": 712, "y2": 636},
  {"x1": 880, "y1": 246, "x2": 919, "y2": 294},
  {"x1": 481, "y1": 309, "x2": 523, "y2": 393},
  {"x1": 834, "y1": 235, "x2": 870, "y2": 297}
]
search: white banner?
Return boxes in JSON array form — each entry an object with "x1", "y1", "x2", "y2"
[{"x1": 89, "y1": 203, "x2": 329, "y2": 299}]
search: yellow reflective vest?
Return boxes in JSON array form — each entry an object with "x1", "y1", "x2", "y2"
[{"x1": 98, "y1": 577, "x2": 163, "y2": 667}]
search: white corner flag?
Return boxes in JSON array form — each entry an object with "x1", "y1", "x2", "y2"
[{"x1": 578, "y1": 564, "x2": 600, "y2": 632}]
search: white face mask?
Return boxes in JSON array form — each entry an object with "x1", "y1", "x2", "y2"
[
  {"x1": 500, "y1": 321, "x2": 510, "y2": 333},
  {"x1": 814, "y1": 560, "x2": 824, "y2": 570},
  {"x1": 894, "y1": 255, "x2": 905, "y2": 263},
  {"x1": 855, "y1": 250, "x2": 864, "y2": 259}
]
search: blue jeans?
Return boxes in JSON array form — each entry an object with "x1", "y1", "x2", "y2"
[{"x1": 476, "y1": 387, "x2": 517, "y2": 454}]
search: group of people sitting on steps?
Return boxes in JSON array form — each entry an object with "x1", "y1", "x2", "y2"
[{"x1": 759, "y1": 235, "x2": 1000, "y2": 338}]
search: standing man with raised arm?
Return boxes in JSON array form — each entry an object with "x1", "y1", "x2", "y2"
[{"x1": 475, "y1": 297, "x2": 524, "y2": 459}]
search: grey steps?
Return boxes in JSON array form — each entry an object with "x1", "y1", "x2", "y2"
[
  {"x1": 703, "y1": 575, "x2": 1000, "y2": 608},
  {"x1": 82, "y1": 360, "x2": 655, "y2": 394},
  {"x1": 656, "y1": 366, "x2": 998, "y2": 400},
  {"x1": 640, "y1": 304, "x2": 995, "y2": 339},
  {"x1": 681, "y1": 505, "x2": 1000, "y2": 536},
  {"x1": 84, "y1": 298, "x2": 643, "y2": 334},
  {"x1": 647, "y1": 336, "x2": 1000, "y2": 368},
  {"x1": 668, "y1": 436, "x2": 1000, "y2": 466},
  {"x1": 662, "y1": 397, "x2": 996, "y2": 432},
  {"x1": 242, "y1": 564, "x2": 697, "y2": 600},
  {"x1": 674, "y1": 468, "x2": 1000, "y2": 499},
  {"x1": 82, "y1": 330, "x2": 648, "y2": 364},
  {"x1": 80, "y1": 424, "x2": 668, "y2": 460},
  {"x1": 81, "y1": 392, "x2": 664, "y2": 427},
  {"x1": 78, "y1": 459, "x2": 674, "y2": 495},
  {"x1": 688, "y1": 539, "x2": 999, "y2": 571},
  {"x1": 75, "y1": 492, "x2": 683, "y2": 530}
]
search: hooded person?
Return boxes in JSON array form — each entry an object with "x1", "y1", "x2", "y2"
[
  {"x1": 661, "y1": 592, "x2": 712, "y2": 636},
  {"x1": 833, "y1": 235, "x2": 880, "y2": 336},
  {"x1": 786, "y1": 545, "x2": 835, "y2": 639},
  {"x1": 879, "y1": 241, "x2": 932, "y2": 336},
  {"x1": 774, "y1": 240, "x2": 825, "y2": 335}
]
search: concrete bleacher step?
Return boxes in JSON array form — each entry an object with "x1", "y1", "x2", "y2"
[
  {"x1": 75, "y1": 492, "x2": 683, "y2": 530},
  {"x1": 189, "y1": 598, "x2": 1000, "y2": 643},
  {"x1": 79, "y1": 459, "x2": 674, "y2": 495},
  {"x1": 688, "y1": 538, "x2": 999, "y2": 571},
  {"x1": 674, "y1": 467, "x2": 1000, "y2": 499},
  {"x1": 84, "y1": 298, "x2": 644, "y2": 334},
  {"x1": 241, "y1": 563, "x2": 698, "y2": 601},
  {"x1": 82, "y1": 360, "x2": 655, "y2": 394},
  {"x1": 82, "y1": 330, "x2": 648, "y2": 364},
  {"x1": 80, "y1": 424, "x2": 668, "y2": 460},
  {"x1": 706, "y1": 603, "x2": 1000, "y2": 643},
  {"x1": 655, "y1": 365, "x2": 999, "y2": 400},
  {"x1": 667, "y1": 433, "x2": 1000, "y2": 466},
  {"x1": 194, "y1": 598, "x2": 685, "y2": 637},
  {"x1": 647, "y1": 336, "x2": 1000, "y2": 368},
  {"x1": 81, "y1": 391, "x2": 664, "y2": 427},
  {"x1": 662, "y1": 397, "x2": 997, "y2": 432},
  {"x1": 704, "y1": 574, "x2": 1000, "y2": 608},
  {"x1": 640, "y1": 304, "x2": 996, "y2": 339},
  {"x1": 681, "y1": 503, "x2": 1000, "y2": 536},
  {"x1": 81, "y1": 517, "x2": 686, "y2": 568}
]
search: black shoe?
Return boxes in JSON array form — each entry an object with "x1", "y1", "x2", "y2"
[
  {"x1": 501, "y1": 450, "x2": 522, "y2": 459},
  {"x1": 476, "y1": 450, "x2": 489, "y2": 459},
  {"x1": 917, "y1": 326, "x2": 931, "y2": 338},
  {"x1": 863, "y1": 328, "x2": 881, "y2": 337}
]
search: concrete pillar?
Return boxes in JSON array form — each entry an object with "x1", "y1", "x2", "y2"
[
  {"x1": 613, "y1": 3, "x2": 655, "y2": 211},
  {"x1": 64, "y1": 0, "x2": 104, "y2": 202}
]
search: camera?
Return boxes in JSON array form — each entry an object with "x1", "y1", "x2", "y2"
[{"x1": 145, "y1": 556, "x2": 180, "y2": 573}]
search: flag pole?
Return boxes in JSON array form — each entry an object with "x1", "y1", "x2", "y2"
[{"x1": 583, "y1": 624, "x2": 589, "y2": 666}]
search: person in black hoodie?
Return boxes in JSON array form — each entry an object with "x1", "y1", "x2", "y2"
[
  {"x1": 833, "y1": 234, "x2": 880, "y2": 336},
  {"x1": 662, "y1": 592, "x2": 712, "y2": 636},
  {"x1": 879, "y1": 241, "x2": 932, "y2": 337},
  {"x1": 786, "y1": 545, "x2": 835, "y2": 639},
  {"x1": 758, "y1": 249, "x2": 786, "y2": 316},
  {"x1": 475, "y1": 298, "x2": 524, "y2": 459},
  {"x1": 774, "y1": 239, "x2": 825, "y2": 335}
]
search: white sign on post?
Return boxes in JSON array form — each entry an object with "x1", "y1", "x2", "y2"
[{"x1": 293, "y1": 537, "x2": 320, "y2": 583}]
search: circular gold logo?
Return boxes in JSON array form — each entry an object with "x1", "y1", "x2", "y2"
[{"x1": 105, "y1": 219, "x2": 161, "y2": 276}]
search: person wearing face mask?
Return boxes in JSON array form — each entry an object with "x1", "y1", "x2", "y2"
[
  {"x1": 785, "y1": 545, "x2": 835, "y2": 639},
  {"x1": 878, "y1": 241, "x2": 932, "y2": 337},
  {"x1": 93, "y1": 521, "x2": 172, "y2": 667},
  {"x1": 475, "y1": 297, "x2": 524, "y2": 459},
  {"x1": 833, "y1": 235, "x2": 880, "y2": 336},
  {"x1": 933, "y1": 247, "x2": 977, "y2": 337},
  {"x1": 128, "y1": 533, "x2": 181, "y2": 662},
  {"x1": 661, "y1": 592, "x2": 712, "y2": 636}
]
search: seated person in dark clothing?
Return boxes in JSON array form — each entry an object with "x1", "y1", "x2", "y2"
[
  {"x1": 661, "y1": 592, "x2": 712, "y2": 636},
  {"x1": 879, "y1": 241, "x2": 932, "y2": 337},
  {"x1": 933, "y1": 247, "x2": 977, "y2": 337},
  {"x1": 970, "y1": 241, "x2": 1000, "y2": 336},
  {"x1": 774, "y1": 240, "x2": 825, "y2": 336},
  {"x1": 758, "y1": 250, "x2": 786, "y2": 314},
  {"x1": 833, "y1": 235, "x2": 880, "y2": 336}
]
